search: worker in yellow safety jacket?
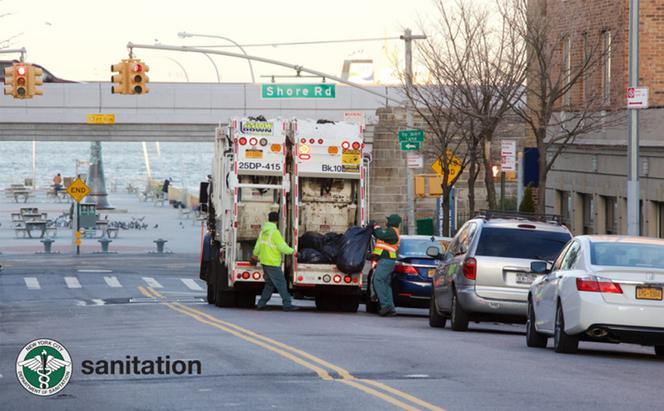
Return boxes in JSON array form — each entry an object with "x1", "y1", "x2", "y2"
[{"x1": 371, "y1": 214, "x2": 402, "y2": 316}]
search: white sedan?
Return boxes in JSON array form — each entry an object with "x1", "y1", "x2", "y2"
[{"x1": 526, "y1": 235, "x2": 664, "y2": 356}]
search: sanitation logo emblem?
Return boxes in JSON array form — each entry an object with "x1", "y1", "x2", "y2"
[{"x1": 16, "y1": 339, "x2": 72, "y2": 396}]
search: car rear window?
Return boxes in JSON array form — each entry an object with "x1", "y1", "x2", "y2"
[
  {"x1": 475, "y1": 227, "x2": 571, "y2": 260},
  {"x1": 398, "y1": 239, "x2": 444, "y2": 258},
  {"x1": 591, "y1": 242, "x2": 664, "y2": 269}
]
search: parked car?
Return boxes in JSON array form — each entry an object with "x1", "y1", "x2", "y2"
[
  {"x1": 0, "y1": 60, "x2": 75, "y2": 83},
  {"x1": 365, "y1": 235, "x2": 450, "y2": 313},
  {"x1": 526, "y1": 235, "x2": 664, "y2": 356},
  {"x1": 428, "y1": 211, "x2": 572, "y2": 330}
]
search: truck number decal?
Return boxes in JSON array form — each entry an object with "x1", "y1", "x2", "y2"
[
  {"x1": 322, "y1": 165, "x2": 343, "y2": 172},
  {"x1": 239, "y1": 162, "x2": 282, "y2": 171}
]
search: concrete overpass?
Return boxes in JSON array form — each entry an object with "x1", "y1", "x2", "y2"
[{"x1": 0, "y1": 82, "x2": 400, "y2": 141}]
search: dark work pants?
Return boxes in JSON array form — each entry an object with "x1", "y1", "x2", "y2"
[{"x1": 257, "y1": 265, "x2": 293, "y2": 308}]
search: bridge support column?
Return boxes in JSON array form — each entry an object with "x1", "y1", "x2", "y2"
[{"x1": 84, "y1": 141, "x2": 114, "y2": 210}]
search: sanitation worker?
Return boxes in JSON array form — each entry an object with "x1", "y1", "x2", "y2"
[
  {"x1": 252, "y1": 211, "x2": 298, "y2": 311},
  {"x1": 371, "y1": 214, "x2": 402, "y2": 317}
]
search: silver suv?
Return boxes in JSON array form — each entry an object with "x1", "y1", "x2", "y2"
[{"x1": 427, "y1": 211, "x2": 572, "y2": 331}]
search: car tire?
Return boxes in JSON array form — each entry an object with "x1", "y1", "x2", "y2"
[
  {"x1": 655, "y1": 346, "x2": 664, "y2": 358},
  {"x1": 526, "y1": 299, "x2": 548, "y2": 348},
  {"x1": 429, "y1": 292, "x2": 447, "y2": 328},
  {"x1": 553, "y1": 302, "x2": 579, "y2": 354},
  {"x1": 206, "y1": 281, "x2": 215, "y2": 304},
  {"x1": 450, "y1": 289, "x2": 469, "y2": 331}
]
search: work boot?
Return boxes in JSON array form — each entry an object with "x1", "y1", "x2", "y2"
[
  {"x1": 283, "y1": 305, "x2": 300, "y2": 312},
  {"x1": 256, "y1": 305, "x2": 268, "y2": 311},
  {"x1": 379, "y1": 306, "x2": 397, "y2": 317}
]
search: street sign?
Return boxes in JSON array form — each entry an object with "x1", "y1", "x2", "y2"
[
  {"x1": 343, "y1": 111, "x2": 366, "y2": 126},
  {"x1": 407, "y1": 153, "x2": 423, "y2": 168},
  {"x1": 86, "y1": 114, "x2": 116, "y2": 124},
  {"x1": 432, "y1": 150, "x2": 462, "y2": 185},
  {"x1": 400, "y1": 141, "x2": 420, "y2": 151},
  {"x1": 398, "y1": 129, "x2": 425, "y2": 143},
  {"x1": 261, "y1": 84, "x2": 335, "y2": 99},
  {"x1": 627, "y1": 87, "x2": 648, "y2": 109},
  {"x1": 500, "y1": 140, "x2": 517, "y2": 172},
  {"x1": 66, "y1": 178, "x2": 91, "y2": 203}
]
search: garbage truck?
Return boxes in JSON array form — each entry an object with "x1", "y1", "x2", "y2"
[{"x1": 203, "y1": 117, "x2": 368, "y2": 312}]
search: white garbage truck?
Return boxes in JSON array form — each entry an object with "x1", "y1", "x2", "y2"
[{"x1": 202, "y1": 117, "x2": 368, "y2": 312}]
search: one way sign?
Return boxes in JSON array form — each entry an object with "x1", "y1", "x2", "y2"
[{"x1": 400, "y1": 142, "x2": 420, "y2": 151}]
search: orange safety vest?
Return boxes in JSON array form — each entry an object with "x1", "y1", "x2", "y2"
[{"x1": 372, "y1": 227, "x2": 400, "y2": 259}]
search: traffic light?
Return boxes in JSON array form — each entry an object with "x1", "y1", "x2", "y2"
[
  {"x1": 111, "y1": 60, "x2": 129, "y2": 94},
  {"x1": 3, "y1": 65, "x2": 15, "y2": 96},
  {"x1": 27, "y1": 65, "x2": 43, "y2": 97},
  {"x1": 129, "y1": 60, "x2": 149, "y2": 95},
  {"x1": 15, "y1": 63, "x2": 28, "y2": 98}
]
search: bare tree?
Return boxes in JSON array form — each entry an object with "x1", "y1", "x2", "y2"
[
  {"x1": 426, "y1": 0, "x2": 527, "y2": 211},
  {"x1": 499, "y1": 0, "x2": 624, "y2": 213}
]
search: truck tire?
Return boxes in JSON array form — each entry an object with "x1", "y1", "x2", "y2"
[
  {"x1": 315, "y1": 295, "x2": 336, "y2": 311},
  {"x1": 215, "y1": 288, "x2": 236, "y2": 308},
  {"x1": 339, "y1": 295, "x2": 360, "y2": 313},
  {"x1": 206, "y1": 281, "x2": 215, "y2": 304},
  {"x1": 236, "y1": 292, "x2": 256, "y2": 309}
]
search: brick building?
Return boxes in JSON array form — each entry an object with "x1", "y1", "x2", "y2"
[{"x1": 542, "y1": 0, "x2": 664, "y2": 236}]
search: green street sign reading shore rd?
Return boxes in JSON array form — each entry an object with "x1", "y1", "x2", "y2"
[
  {"x1": 398, "y1": 129, "x2": 425, "y2": 143},
  {"x1": 400, "y1": 141, "x2": 420, "y2": 151},
  {"x1": 261, "y1": 84, "x2": 336, "y2": 99}
]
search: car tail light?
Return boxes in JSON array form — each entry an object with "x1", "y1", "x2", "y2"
[
  {"x1": 249, "y1": 137, "x2": 258, "y2": 146},
  {"x1": 341, "y1": 141, "x2": 350, "y2": 150},
  {"x1": 352, "y1": 141, "x2": 361, "y2": 150},
  {"x1": 463, "y1": 257, "x2": 477, "y2": 280},
  {"x1": 394, "y1": 263, "x2": 419, "y2": 275},
  {"x1": 576, "y1": 277, "x2": 623, "y2": 294},
  {"x1": 239, "y1": 137, "x2": 247, "y2": 145}
]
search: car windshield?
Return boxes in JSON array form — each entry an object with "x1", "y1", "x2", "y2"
[
  {"x1": 398, "y1": 239, "x2": 444, "y2": 258},
  {"x1": 590, "y1": 242, "x2": 664, "y2": 269},
  {"x1": 475, "y1": 227, "x2": 571, "y2": 260}
]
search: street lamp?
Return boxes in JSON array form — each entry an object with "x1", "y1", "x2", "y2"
[{"x1": 178, "y1": 32, "x2": 256, "y2": 83}]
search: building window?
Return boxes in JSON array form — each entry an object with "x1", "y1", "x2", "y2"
[
  {"x1": 602, "y1": 30, "x2": 612, "y2": 105},
  {"x1": 563, "y1": 36, "x2": 571, "y2": 106},
  {"x1": 604, "y1": 196, "x2": 617, "y2": 234},
  {"x1": 582, "y1": 32, "x2": 589, "y2": 104},
  {"x1": 559, "y1": 191, "x2": 572, "y2": 226},
  {"x1": 583, "y1": 194, "x2": 595, "y2": 234}
]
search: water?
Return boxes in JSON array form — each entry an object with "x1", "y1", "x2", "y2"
[{"x1": 0, "y1": 141, "x2": 213, "y2": 192}]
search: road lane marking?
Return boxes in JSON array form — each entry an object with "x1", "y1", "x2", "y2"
[
  {"x1": 104, "y1": 276, "x2": 122, "y2": 288},
  {"x1": 180, "y1": 278, "x2": 203, "y2": 291},
  {"x1": 140, "y1": 287, "x2": 445, "y2": 411},
  {"x1": 64, "y1": 277, "x2": 81, "y2": 288},
  {"x1": 24, "y1": 277, "x2": 40, "y2": 290},
  {"x1": 77, "y1": 269, "x2": 113, "y2": 273},
  {"x1": 142, "y1": 277, "x2": 163, "y2": 289}
]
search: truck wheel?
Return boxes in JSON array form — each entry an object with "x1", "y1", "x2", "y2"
[
  {"x1": 339, "y1": 295, "x2": 360, "y2": 313},
  {"x1": 655, "y1": 346, "x2": 664, "y2": 358},
  {"x1": 450, "y1": 289, "x2": 469, "y2": 331},
  {"x1": 315, "y1": 295, "x2": 335, "y2": 311},
  {"x1": 236, "y1": 292, "x2": 256, "y2": 309},
  {"x1": 206, "y1": 281, "x2": 215, "y2": 304}
]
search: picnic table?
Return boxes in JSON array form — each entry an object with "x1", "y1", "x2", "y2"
[
  {"x1": 25, "y1": 221, "x2": 48, "y2": 238},
  {"x1": 12, "y1": 189, "x2": 32, "y2": 203}
]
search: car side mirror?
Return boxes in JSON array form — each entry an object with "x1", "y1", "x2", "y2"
[
  {"x1": 530, "y1": 261, "x2": 549, "y2": 274},
  {"x1": 426, "y1": 246, "x2": 441, "y2": 259}
]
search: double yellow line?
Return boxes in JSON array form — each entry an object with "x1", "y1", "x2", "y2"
[{"x1": 138, "y1": 286, "x2": 445, "y2": 411}]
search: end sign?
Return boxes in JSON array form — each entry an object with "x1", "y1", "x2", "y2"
[{"x1": 66, "y1": 178, "x2": 91, "y2": 203}]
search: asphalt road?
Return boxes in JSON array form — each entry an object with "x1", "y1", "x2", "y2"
[{"x1": 1, "y1": 254, "x2": 663, "y2": 411}]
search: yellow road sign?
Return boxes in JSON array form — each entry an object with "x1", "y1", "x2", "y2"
[
  {"x1": 86, "y1": 114, "x2": 116, "y2": 124},
  {"x1": 431, "y1": 150, "x2": 462, "y2": 185},
  {"x1": 66, "y1": 178, "x2": 91, "y2": 203}
]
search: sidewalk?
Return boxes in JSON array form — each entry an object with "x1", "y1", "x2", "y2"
[{"x1": 0, "y1": 191, "x2": 203, "y2": 255}]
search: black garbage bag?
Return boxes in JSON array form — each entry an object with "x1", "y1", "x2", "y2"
[
  {"x1": 297, "y1": 248, "x2": 330, "y2": 264},
  {"x1": 321, "y1": 233, "x2": 345, "y2": 262},
  {"x1": 299, "y1": 232, "x2": 325, "y2": 251},
  {"x1": 335, "y1": 226, "x2": 374, "y2": 274}
]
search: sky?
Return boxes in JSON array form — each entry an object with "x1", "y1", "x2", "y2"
[{"x1": 0, "y1": 0, "x2": 437, "y2": 83}]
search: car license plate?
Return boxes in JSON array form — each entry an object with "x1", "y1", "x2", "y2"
[
  {"x1": 636, "y1": 286, "x2": 663, "y2": 301},
  {"x1": 516, "y1": 273, "x2": 536, "y2": 285},
  {"x1": 428, "y1": 269, "x2": 436, "y2": 278},
  {"x1": 245, "y1": 149, "x2": 263, "y2": 159}
]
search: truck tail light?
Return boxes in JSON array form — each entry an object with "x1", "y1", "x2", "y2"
[
  {"x1": 318, "y1": 138, "x2": 324, "y2": 144},
  {"x1": 300, "y1": 138, "x2": 307, "y2": 144},
  {"x1": 242, "y1": 271, "x2": 250, "y2": 280},
  {"x1": 270, "y1": 144, "x2": 281, "y2": 152},
  {"x1": 352, "y1": 141, "x2": 360, "y2": 150},
  {"x1": 249, "y1": 137, "x2": 258, "y2": 146},
  {"x1": 333, "y1": 275, "x2": 342, "y2": 283},
  {"x1": 252, "y1": 272, "x2": 261, "y2": 280},
  {"x1": 309, "y1": 138, "x2": 315, "y2": 144},
  {"x1": 394, "y1": 262, "x2": 419, "y2": 275},
  {"x1": 576, "y1": 277, "x2": 623, "y2": 294},
  {"x1": 463, "y1": 258, "x2": 477, "y2": 280},
  {"x1": 239, "y1": 137, "x2": 247, "y2": 145},
  {"x1": 341, "y1": 141, "x2": 350, "y2": 150}
]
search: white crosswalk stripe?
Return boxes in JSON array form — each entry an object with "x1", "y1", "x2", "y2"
[
  {"x1": 181, "y1": 278, "x2": 203, "y2": 291},
  {"x1": 104, "y1": 276, "x2": 122, "y2": 288},
  {"x1": 64, "y1": 276, "x2": 82, "y2": 288},
  {"x1": 24, "y1": 277, "x2": 40, "y2": 290},
  {"x1": 142, "y1": 277, "x2": 163, "y2": 289}
]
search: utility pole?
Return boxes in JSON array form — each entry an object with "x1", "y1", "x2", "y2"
[
  {"x1": 401, "y1": 29, "x2": 426, "y2": 234},
  {"x1": 627, "y1": 0, "x2": 640, "y2": 236}
]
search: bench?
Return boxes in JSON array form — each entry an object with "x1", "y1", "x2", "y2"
[
  {"x1": 46, "y1": 190, "x2": 66, "y2": 202},
  {"x1": 45, "y1": 227, "x2": 58, "y2": 238}
]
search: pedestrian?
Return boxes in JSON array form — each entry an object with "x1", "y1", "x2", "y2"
[
  {"x1": 252, "y1": 211, "x2": 298, "y2": 311},
  {"x1": 371, "y1": 214, "x2": 402, "y2": 317},
  {"x1": 53, "y1": 173, "x2": 63, "y2": 193},
  {"x1": 162, "y1": 178, "x2": 171, "y2": 194}
]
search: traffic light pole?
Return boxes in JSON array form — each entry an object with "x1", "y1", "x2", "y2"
[
  {"x1": 126, "y1": 42, "x2": 402, "y2": 104},
  {"x1": 0, "y1": 47, "x2": 26, "y2": 61}
]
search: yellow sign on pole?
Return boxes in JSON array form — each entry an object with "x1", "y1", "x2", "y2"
[
  {"x1": 66, "y1": 178, "x2": 91, "y2": 203},
  {"x1": 86, "y1": 114, "x2": 116, "y2": 124},
  {"x1": 431, "y1": 150, "x2": 462, "y2": 185}
]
